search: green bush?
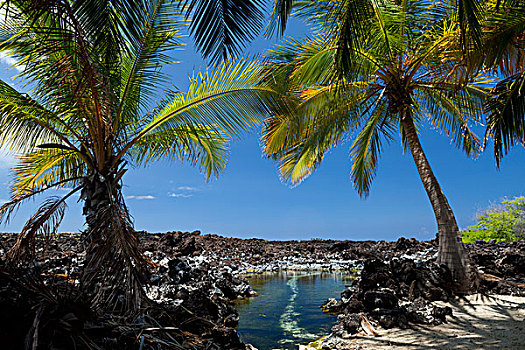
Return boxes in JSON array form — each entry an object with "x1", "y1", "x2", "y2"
[{"x1": 462, "y1": 197, "x2": 525, "y2": 243}]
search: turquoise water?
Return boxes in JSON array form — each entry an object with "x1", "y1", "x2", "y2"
[{"x1": 234, "y1": 272, "x2": 354, "y2": 350}]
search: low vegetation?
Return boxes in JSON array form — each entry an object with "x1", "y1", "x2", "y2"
[{"x1": 462, "y1": 197, "x2": 525, "y2": 243}]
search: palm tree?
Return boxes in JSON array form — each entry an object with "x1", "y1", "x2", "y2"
[
  {"x1": 261, "y1": 0, "x2": 492, "y2": 291},
  {"x1": 0, "y1": 0, "x2": 277, "y2": 311}
]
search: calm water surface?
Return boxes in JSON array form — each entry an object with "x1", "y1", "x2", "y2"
[{"x1": 233, "y1": 272, "x2": 354, "y2": 350}]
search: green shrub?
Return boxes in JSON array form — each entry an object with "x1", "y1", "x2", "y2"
[{"x1": 462, "y1": 197, "x2": 525, "y2": 243}]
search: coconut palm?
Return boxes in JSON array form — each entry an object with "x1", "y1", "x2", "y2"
[
  {"x1": 0, "y1": 0, "x2": 276, "y2": 311},
  {"x1": 261, "y1": 0, "x2": 493, "y2": 290}
]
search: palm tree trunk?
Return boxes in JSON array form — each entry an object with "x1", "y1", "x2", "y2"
[
  {"x1": 82, "y1": 172, "x2": 113, "y2": 233},
  {"x1": 80, "y1": 169, "x2": 148, "y2": 312},
  {"x1": 400, "y1": 112, "x2": 471, "y2": 293}
]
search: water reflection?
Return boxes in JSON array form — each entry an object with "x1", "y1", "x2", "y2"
[{"x1": 233, "y1": 272, "x2": 354, "y2": 350}]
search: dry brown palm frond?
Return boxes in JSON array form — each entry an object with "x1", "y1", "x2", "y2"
[
  {"x1": 81, "y1": 195, "x2": 150, "y2": 314},
  {"x1": 7, "y1": 186, "x2": 82, "y2": 264},
  {"x1": 0, "y1": 265, "x2": 99, "y2": 350}
]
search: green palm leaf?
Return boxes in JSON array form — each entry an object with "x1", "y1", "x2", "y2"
[
  {"x1": 181, "y1": 0, "x2": 266, "y2": 62},
  {"x1": 116, "y1": 59, "x2": 280, "y2": 170},
  {"x1": 350, "y1": 101, "x2": 393, "y2": 196},
  {"x1": 485, "y1": 72, "x2": 525, "y2": 165}
]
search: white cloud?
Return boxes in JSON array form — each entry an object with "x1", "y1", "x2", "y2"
[
  {"x1": 0, "y1": 151, "x2": 17, "y2": 169},
  {"x1": 0, "y1": 8, "x2": 24, "y2": 73},
  {"x1": 126, "y1": 195, "x2": 156, "y2": 200},
  {"x1": 0, "y1": 52, "x2": 16, "y2": 66},
  {"x1": 168, "y1": 192, "x2": 193, "y2": 198},
  {"x1": 0, "y1": 51, "x2": 23, "y2": 72},
  {"x1": 177, "y1": 186, "x2": 199, "y2": 191}
]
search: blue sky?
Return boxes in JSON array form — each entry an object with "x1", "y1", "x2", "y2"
[{"x1": 0, "y1": 15, "x2": 524, "y2": 241}]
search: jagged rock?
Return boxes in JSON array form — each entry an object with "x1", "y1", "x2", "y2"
[
  {"x1": 167, "y1": 258, "x2": 191, "y2": 283},
  {"x1": 362, "y1": 290, "x2": 396, "y2": 310},
  {"x1": 160, "y1": 232, "x2": 182, "y2": 248},
  {"x1": 332, "y1": 313, "x2": 361, "y2": 335},
  {"x1": 378, "y1": 309, "x2": 408, "y2": 329},
  {"x1": 404, "y1": 298, "x2": 451, "y2": 325},
  {"x1": 327, "y1": 258, "x2": 458, "y2": 335},
  {"x1": 178, "y1": 236, "x2": 198, "y2": 256},
  {"x1": 394, "y1": 237, "x2": 416, "y2": 251},
  {"x1": 215, "y1": 273, "x2": 251, "y2": 299},
  {"x1": 343, "y1": 298, "x2": 364, "y2": 313}
]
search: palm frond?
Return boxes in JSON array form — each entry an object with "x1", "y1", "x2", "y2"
[
  {"x1": 116, "y1": 59, "x2": 280, "y2": 166},
  {"x1": 332, "y1": 0, "x2": 374, "y2": 74},
  {"x1": 261, "y1": 36, "x2": 324, "y2": 92},
  {"x1": 263, "y1": 83, "x2": 368, "y2": 186},
  {"x1": 132, "y1": 124, "x2": 229, "y2": 180},
  {"x1": 323, "y1": 0, "x2": 404, "y2": 75},
  {"x1": 181, "y1": 0, "x2": 266, "y2": 62},
  {"x1": 73, "y1": 0, "x2": 146, "y2": 60},
  {"x1": 481, "y1": 1, "x2": 525, "y2": 73},
  {"x1": 116, "y1": 0, "x2": 184, "y2": 135},
  {"x1": 267, "y1": 0, "x2": 295, "y2": 36},
  {"x1": 456, "y1": 0, "x2": 483, "y2": 52},
  {"x1": 11, "y1": 149, "x2": 86, "y2": 197},
  {"x1": 289, "y1": 34, "x2": 337, "y2": 86},
  {"x1": 261, "y1": 34, "x2": 380, "y2": 90},
  {"x1": 485, "y1": 72, "x2": 525, "y2": 165},
  {"x1": 350, "y1": 101, "x2": 394, "y2": 196},
  {"x1": 0, "y1": 80, "x2": 80, "y2": 154},
  {"x1": 7, "y1": 189, "x2": 80, "y2": 262},
  {"x1": 0, "y1": 177, "x2": 82, "y2": 226},
  {"x1": 416, "y1": 83, "x2": 486, "y2": 156},
  {"x1": 0, "y1": 3, "x2": 109, "y2": 166}
]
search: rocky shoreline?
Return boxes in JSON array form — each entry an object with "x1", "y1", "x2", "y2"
[{"x1": 0, "y1": 232, "x2": 524, "y2": 349}]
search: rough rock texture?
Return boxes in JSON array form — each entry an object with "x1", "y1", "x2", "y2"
[
  {"x1": 469, "y1": 240, "x2": 525, "y2": 295},
  {"x1": 327, "y1": 258, "x2": 455, "y2": 336},
  {"x1": 141, "y1": 232, "x2": 439, "y2": 274},
  {"x1": 323, "y1": 238, "x2": 525, "y2": 341},
  {"x1": 0, "y1": 232, "x2": 253, "y2": 349},
  {"x1": 0, "y1": 232, "x2": 524, "y2": 349},
  {"x1": 0, "y1": 267, "x2": 249, "y2": 349}
]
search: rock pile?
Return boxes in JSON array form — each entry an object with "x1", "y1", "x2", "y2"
[
  {"x1": 147, "y1": 256, "x2": 254, "y2": 327},
  {"x1": 0, "y1": 232, "x2": 254, "y2": 349},
  {"x1": 469, "y1": 240, "x2": 525, "y2": 296},
  {"x1": 325, "y1": 258, "x2": 454, "y2": 336},
  {"x1": 0, "y1": 266, "x2": 251, "y2": 349}
]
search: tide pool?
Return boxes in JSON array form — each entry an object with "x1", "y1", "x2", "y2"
[{"x1": 233, "y1": 272, "x2": 354, "y2": 350}]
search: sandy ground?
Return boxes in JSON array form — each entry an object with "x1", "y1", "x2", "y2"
[{"x1": 306, "y1": 294, "x2": 525, "y2": 350}]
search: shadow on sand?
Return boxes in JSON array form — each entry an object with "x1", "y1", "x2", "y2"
[{"x1": 346, "y1": 294, "x2": 525, "y2": 349}]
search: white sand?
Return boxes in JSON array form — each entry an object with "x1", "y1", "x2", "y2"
[{"x1": 304, "y1": 294, "x2": 525, "y2": 349}]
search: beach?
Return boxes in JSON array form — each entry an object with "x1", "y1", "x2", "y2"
[{"x1": 304, "y1": 294, "x2": 525, "y2": 349}]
